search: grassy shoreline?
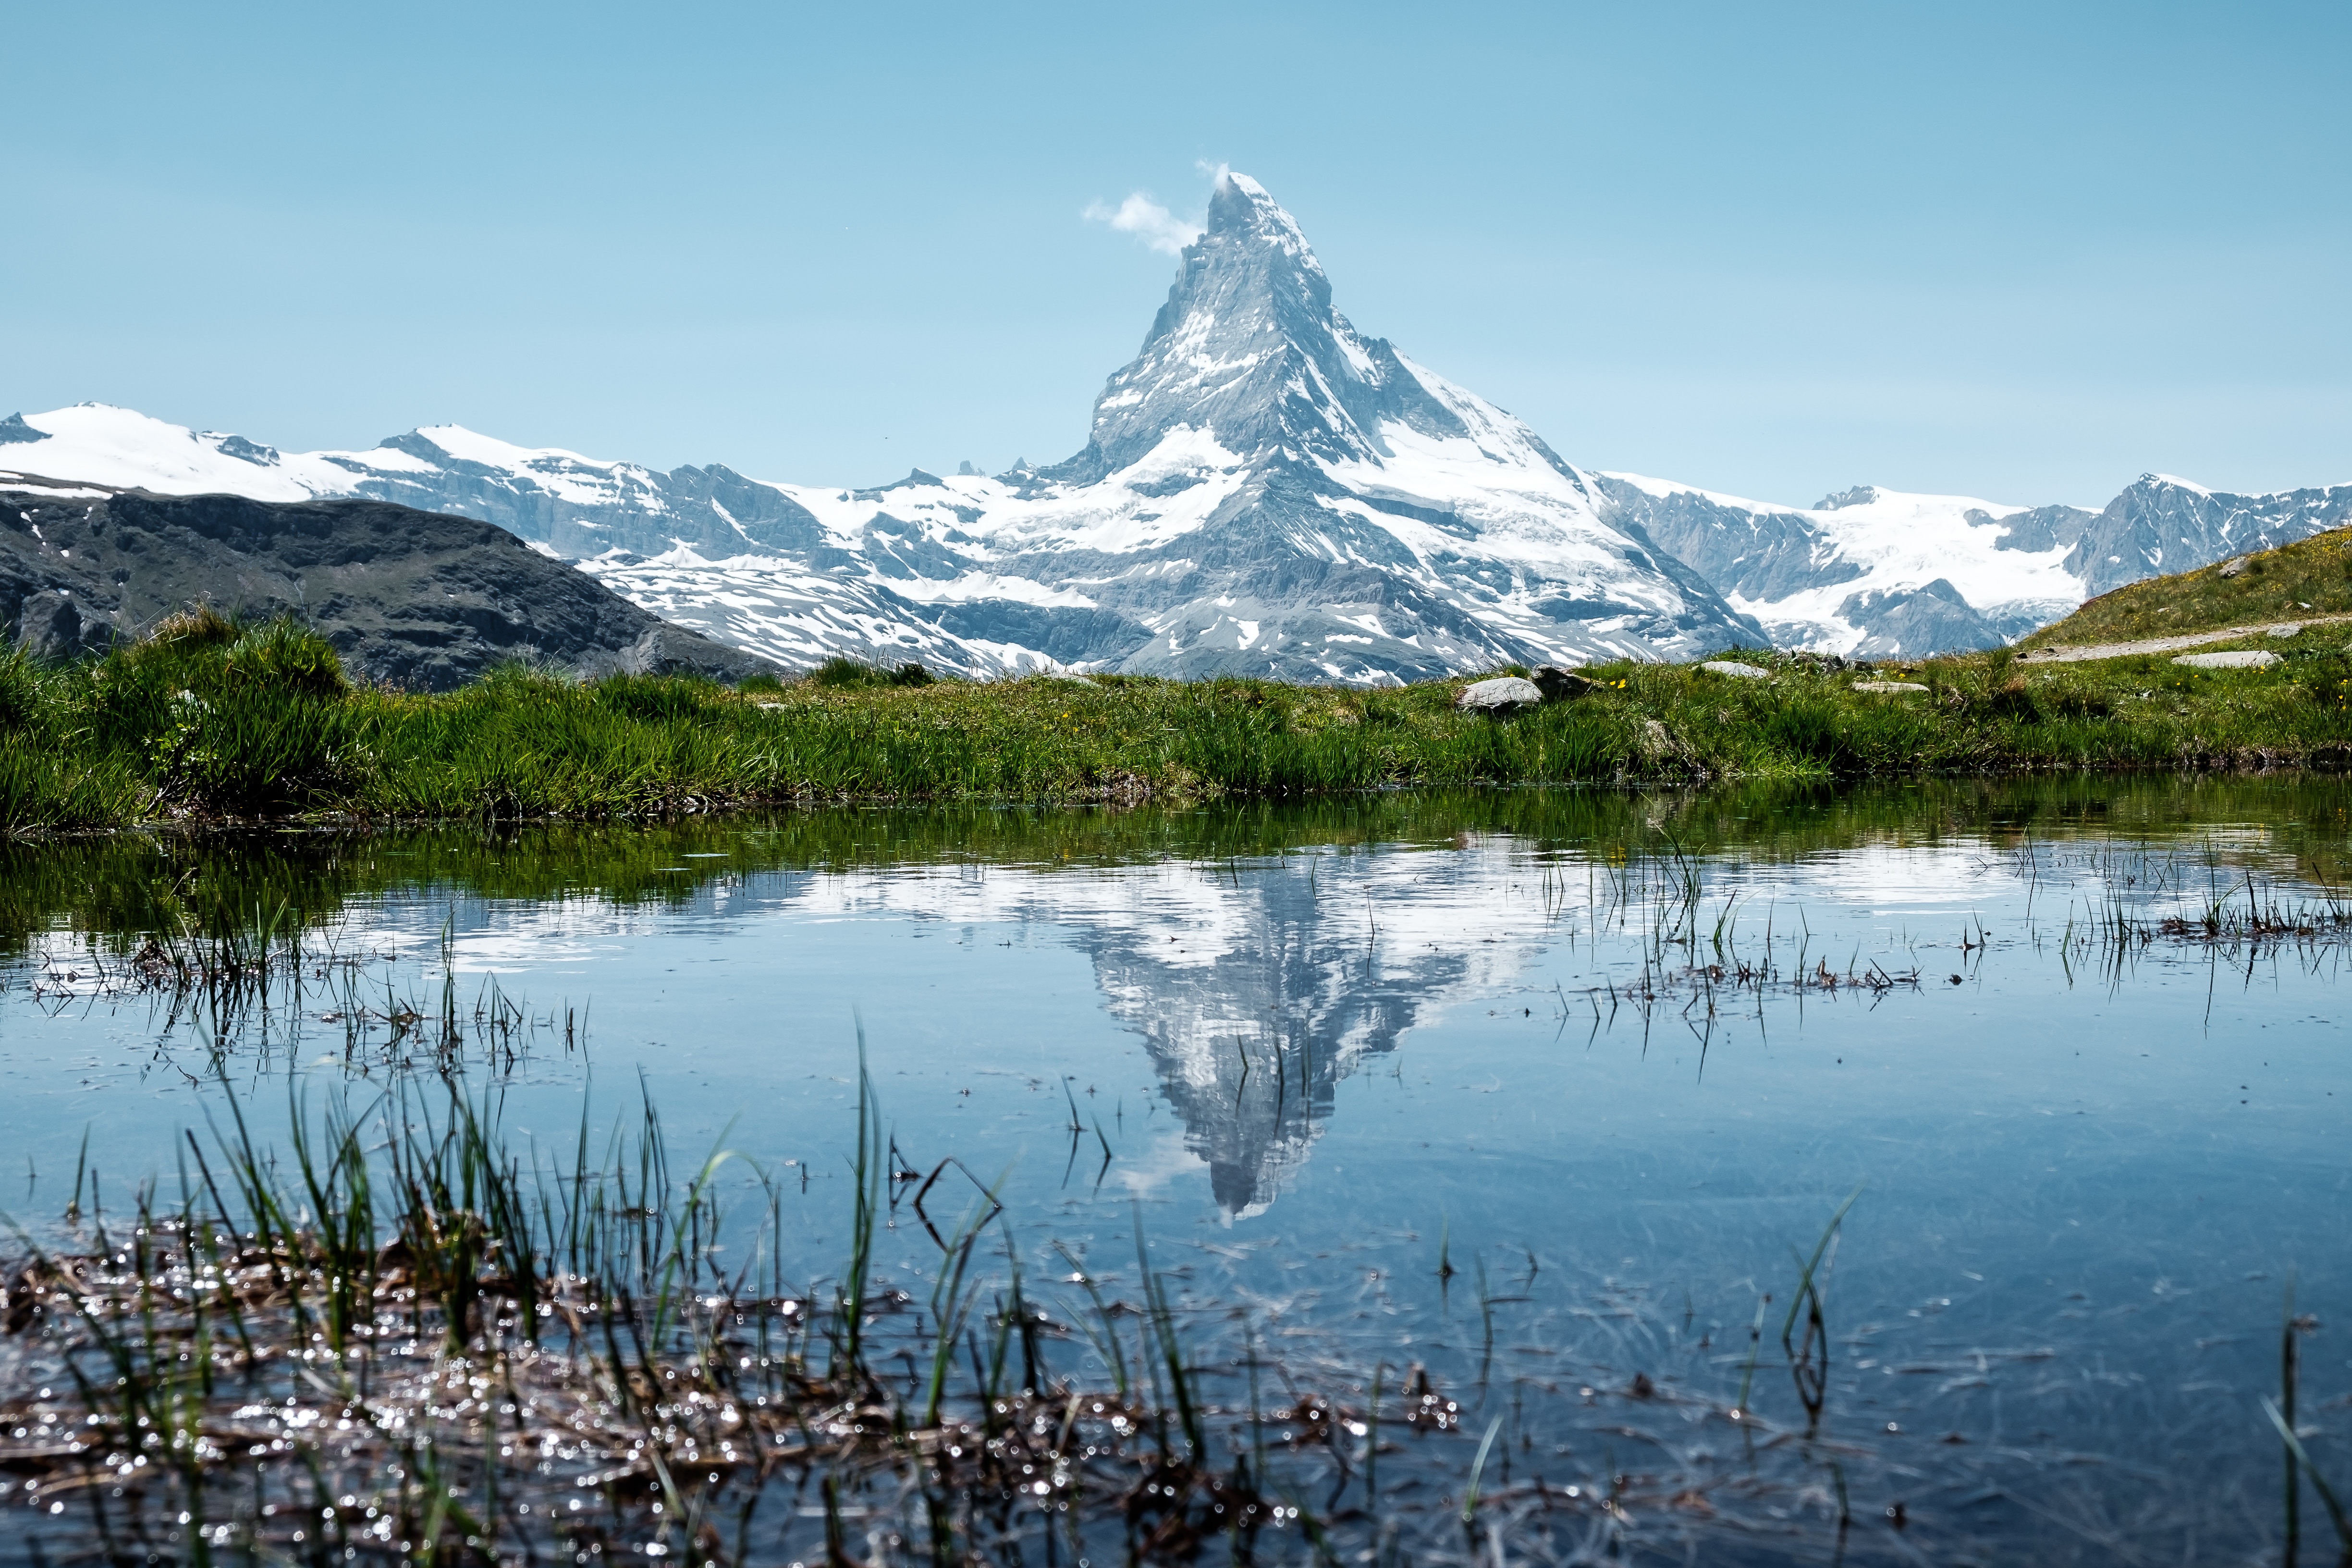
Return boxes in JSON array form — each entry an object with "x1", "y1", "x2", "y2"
[{"x1": 4, "y1": 607, "x2": 2351, "y2": 833}]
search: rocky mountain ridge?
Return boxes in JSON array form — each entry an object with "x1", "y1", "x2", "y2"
[
  {"x1": 10, "y1": 174, "x2": 2347, "y2": 671},
  {"x1": 0, "y1": 473, "x2": 776, "y2": 689},
  {"x1": 1597, "y1": 472, "x2": 2352, "y2": 656}
]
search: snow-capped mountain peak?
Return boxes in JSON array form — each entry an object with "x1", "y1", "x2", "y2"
[
  {"x1": 1082, "y1": 172, "x2": 1493, "y2": 486},
  {"x1": 1, "y1": 403, "x2": 317, "y2": 501},
  {"x1": 1209, "y1": 172, "x2": 1320, "y2": 270},
  {"x1": 407, "y1": 425, "x2": 626, "y2": 473},
  {"x1": 20, "y1": 180, "x2": 2337, "y2": 675}
]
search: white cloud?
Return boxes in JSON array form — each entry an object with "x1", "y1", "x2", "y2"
[{"x1": 1082, "y1": 191, "x2": 1202, "y2": 256}]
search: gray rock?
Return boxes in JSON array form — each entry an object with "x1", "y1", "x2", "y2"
[
  {"x1": 1700, "y1": 660, "x2": 1771, "y2": 680},
  {"x1": 1, "y1": 485, "x2": 780, "y2": 691},
  {"x1": 2172, "y1": 650, "x2": 2279, "y2": 669},
  {"x1": 1456, "y1": 676, "x2": 1544, "y2": 712},
  {"x1": 1531, "y1": 664, "x2": 1596, "y2": 701},
  {"x1": 2268, "y1": 624, "x2": 2302, "y2": 638},
  {"x1": 12, "y1": 588, "x2": 86, "y2": 658},
  {"x1": 2218, "y1": 556, "x2": 2249, "y2": 578},
  {"x1": 1851, "y1": 680, "x2": 1930, "y2": 693},
  {"x1": 1815, "y1": 485, "x2": 1880, "y2": 511}
]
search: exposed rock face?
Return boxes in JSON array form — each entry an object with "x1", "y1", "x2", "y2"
[
  {"x1": 1593, "y1": 477, "x2": 1867, "y2": 605},
  {"x1": 0, "y1": 479, "x2": 777, "y2": 690},
  {"x1": 2066, "y1": 478, "x2": 2352, "y2": 596},
  {"x1": 1831, "y1": 577, "x2": 1997, "y2": 658}
]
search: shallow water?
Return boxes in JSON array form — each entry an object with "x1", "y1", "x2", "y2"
[{"x1": 2, "y1": 777, "x2": 2348, "y2": 1564}]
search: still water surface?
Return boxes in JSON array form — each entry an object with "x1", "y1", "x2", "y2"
[{"x1": 2, "y1": 778, "x2": 2347, "y2": 1563}]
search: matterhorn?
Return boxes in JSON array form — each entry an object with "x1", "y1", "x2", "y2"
[{"x1": 16, "y1": 173, "x2": 2346, "y2": 672}]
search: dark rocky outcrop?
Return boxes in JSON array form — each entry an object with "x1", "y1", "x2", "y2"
[{"x1": 1, "y1": 480, "x2": 779, "y2": 691}]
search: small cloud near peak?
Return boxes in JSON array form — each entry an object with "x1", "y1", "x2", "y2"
[
  {"x1": 1082, "y1": 190, "x2": 1203, "y2": 256},
  {"x1": 1085, "y1": 164, "x2": 1235, "y2": 256}
]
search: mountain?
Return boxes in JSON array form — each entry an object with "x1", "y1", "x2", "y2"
[
  {"x1": 0, "y1": 176, "x2": 1766, "y2": 681},
  {"x1": 949, "y1": 172, "x2": 1762, "y2": 679},
  {"x1": 1594, "y1": 477, "x2": 2092, "y2": 654},
  {"x1": 0, "y1": 472, "x2": 776, "y2": 690},
  {"x1": 8, "y1": 173, "x2": 2347, "y2": 670},
  {"x1": 2058, "y1": 474, "x2": 2352, "y2": 596},
  {"x1": 1595, "y1": 472, "x2": 2352, "y2": 655},
  {"x1": 1, "y1": 405, "x2": 995, "y2": 673}
]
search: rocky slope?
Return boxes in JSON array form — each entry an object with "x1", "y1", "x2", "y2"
[
  {"x1": 0, "y1": 474, "x2": 777, "y2": 690},
  {"x1": 2058, "y1": 474, "x2": 2352, "y2": 596}
]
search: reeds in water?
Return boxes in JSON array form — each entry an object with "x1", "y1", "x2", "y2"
[{"x1": 0, "y1": 1057, "x2": 1399, "y2": 1566}]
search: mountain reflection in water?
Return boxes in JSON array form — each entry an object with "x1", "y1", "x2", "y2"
[
  {"x1": 787, "y1": 839, "x2": 1548, "y2": 1216},
  {"x1": 2, "y1": 774, "x2": 2341, "y2": 1226},
  {"x1": 1, "y1": 778, "x2": 2348, "y2": 1564}
]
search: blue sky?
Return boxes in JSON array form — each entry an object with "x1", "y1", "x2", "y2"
[{"x1": 5, "y1": 0, "x2": 2345, "y2": 506}]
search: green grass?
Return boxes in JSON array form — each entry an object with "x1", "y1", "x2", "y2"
[
  {"x1": 4, "y1": 609, "x2": 2352, "y2": 833},
  {"x1": 2022, "y1": 525, "x2": 2352, "y2": 648}
]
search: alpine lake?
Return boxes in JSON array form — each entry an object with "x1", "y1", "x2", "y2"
[{"x1": 0, "y1": 776, "x2": 2346, "y2": 1568}]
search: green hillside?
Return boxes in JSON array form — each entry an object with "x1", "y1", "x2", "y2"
[{"x1": 2021, "y1": 527, "x2": 2352, "y2": 650}]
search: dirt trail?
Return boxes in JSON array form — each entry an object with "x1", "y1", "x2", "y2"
[{"x1": 2016, "y1": 613, "x2": 2352, "y2": 665}]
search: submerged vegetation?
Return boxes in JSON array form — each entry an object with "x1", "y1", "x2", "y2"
[
  {"x1": 0, "y1": 1031, "x2": 1920, "y2": 1567},
  {"x1": 2, "y1": 968, "x2": 2344, "y2": 1563},
  {"x1": 4, "y1": 604, "x2": 2352, "y2": 833}
]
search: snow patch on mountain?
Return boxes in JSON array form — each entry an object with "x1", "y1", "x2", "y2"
[
  {"x1": 1596, "y1": 474, "x2": 2089, "y2": 655},
  {"x1": 3, "y1": 404, "x2": 368, "y2": 502}
]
